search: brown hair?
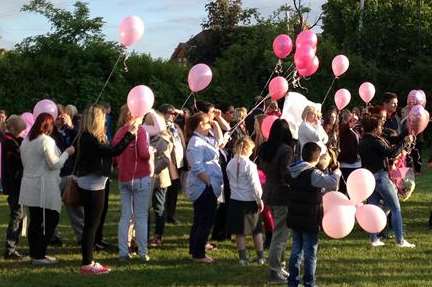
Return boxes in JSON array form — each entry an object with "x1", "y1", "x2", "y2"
[
  {"x1": 29, "y1": 113, "x2": 54, "y2": 141},
  {"x1": 362, "y1": 115, "x2": 382, "y2": 133},
  {"x1": 117, "y1": 104, "x2": 132, "y2": 128},
  {"x1": 185, "y1": 112, "x2": 208, "y2": 141},
  {"x1": 6, "y1": 115, "x2": 26, "y2": 137}
]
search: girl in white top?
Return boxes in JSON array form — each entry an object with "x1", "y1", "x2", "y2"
[
  {"x1": 226, "y1": 136, "x2": 264, "y2": 265},
  {"x1": 298, "y1": 105, "x2": 328, "y2": 156}
]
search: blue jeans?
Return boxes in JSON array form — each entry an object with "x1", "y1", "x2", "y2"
[
  {"x1": 368, "y1": 170, "x2": 404, "y2": 243},
  {"x1": 288, "y1": 230, "x2": 319, "y2": 287},
  {"x1": 118, "y1": 177, "x2": 152, "y2": 257}
]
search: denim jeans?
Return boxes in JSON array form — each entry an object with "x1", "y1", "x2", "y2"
[
  {"x1": 268, "y1": 206, "x2": 289, "y2": 273},
  {"x1": 4, "y1": 193, "x2": 23, "y2": 256},
  {"x1": 152, "y1": 187, "x2": 167, "y2": 236},
  {"x1": 118, "y1": 177, "x2": 152, "y2": 257},
  {"x1": 368, "y1": 170, "x2": 404, "y2": 243},
  {"x1": 288, "y1": 230, "x2": 319, "y2": 287}
]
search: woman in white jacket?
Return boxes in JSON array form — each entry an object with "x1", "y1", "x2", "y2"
[
  {"x1": 298, "y1": 106, "x2": 328, "y2": 156},
  {"x1": 19, "y1": 113, "x2": 74, "y2": 265}
]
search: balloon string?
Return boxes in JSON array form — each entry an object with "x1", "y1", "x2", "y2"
[
  {"x1": 180, "y1": 92, "x2": 194, "y2": 110},
  {"x1": 94, "y1": 52, "x2": 125, "y2": 105},
  {"x1": 321, "y1": 77, "x2": 337, "y2": 106},
  {"x1": 229, "y1": 94, "x2": 271, "y2": 134}
]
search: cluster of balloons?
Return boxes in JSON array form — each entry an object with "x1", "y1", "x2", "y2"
[
  {"x1": 294, "y1": 30, "x2": 319, "y2": 77},
  {"x1": 334, "y1": 81, "x2": 376, "y2": 110},
  {"x1": 322, "y1": 169, "x2": 387, "y2": 239}
]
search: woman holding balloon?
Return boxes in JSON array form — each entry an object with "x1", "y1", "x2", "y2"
[
  {"x1": 358, "y1": 115, "x2": 415, "y2": 248},
  {"x1": 75, "y1": 105, "x2": 139, "y2": 275}
]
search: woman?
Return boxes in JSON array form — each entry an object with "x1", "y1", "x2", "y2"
[
  {"x1": 113, "y1": 105, "x2": 152, "y2": 262},
  {"x1": 186, "y1": 112, "x2": 223, "y2": 264},
  {"x1": 76, "y1": 105, "x2": 138, "y2": 275},
  {"x1": 19, "y1": 113, "x2": 74, "y2": 265},
  {"x1": 322, "y1": 107, "x2": 338, "y2": 151},
  {"x1": 2, "y1": 115, "x2": 26, "y2": 260},
  {"x1": 298, "y1": 106, "x2": 328, "y2": 156},
  {"x1": 338, "y1": 111, "x2": 361, "y2": 194},
  {"x1": 358, "y1": 115, "x2": 415, "y2": 248},
  {"x1": 258, "y1": 119, "x2": 295, "y2": 283}
]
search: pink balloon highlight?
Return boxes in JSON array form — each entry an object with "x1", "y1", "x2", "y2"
[
  {"x1": 332, "y1": 55, "x2": 349, "y2": 77},
  {"x1": 33, "y1": 99, "x2": 58, "y2": 120},
  {"x1": 346, "y1": 168, "x2": 375, "y2": 205},
  {"x1": 273, "y1": 34, "x2": 293, "y2": 59},
  {"x1": 188, "y1": 64, "x2": 213, "y2": 93},
  {"x1": 355, "y1": 204, "x2": 387, "y2": 233},
  {"x1": 359, "y1": 82, "x2": 376, "y2": 104},
  {"x1": 258, "y1": 170, "x2": 267, "y2": 185},
  {"x1": 294, "y1": 46, "x2": 315, "y2": 70},
  {"x1": 119, "y1": 16, "x2": 144, "y2": 47},
  {"x1": 261, "y1": 115, "x2": 279, "y2": 139},
  {"x1": 408, "y1": 104, "x2": 430, "y2": 136},
  {"x1": 298, "y1": 56, "x2": 319, "y2": 77},
  {"x1": 334, "y1": 89, "x2": 351, "y2": 110},
  {"x1": 296, "y1": 30, "x2": 318, "y2": 48},
  {"x1": 322, "y1": 205, "x2": 356, "y2": 239},
  {"x1": 127, "y1": 85, "x2": 155, "y2": 118},
  {"x1": 323, "y1": 191, "x2": 352, "y2": 214},
  {"x1": 21, "y1": 112, "x2": 35, "y2": 138},
  {"x1": 269, "y1": 76, "x2": 289, "y2": 101}
]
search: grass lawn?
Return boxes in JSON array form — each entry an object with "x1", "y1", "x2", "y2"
[{"x1": 0, "y1": 170, "x2": 431, "y2": 287}]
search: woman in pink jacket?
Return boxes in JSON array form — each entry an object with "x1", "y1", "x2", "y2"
[{"x1": 113, "y1": 105, "x2": 153, "y2": 262}]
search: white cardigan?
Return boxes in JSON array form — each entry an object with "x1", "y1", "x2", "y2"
[
  {"x1": 298, "y1": 121, "x2": 329, "y2": 156},
  {"x1": 19, "y1": 134, "x2": 69, "y2": 213}
]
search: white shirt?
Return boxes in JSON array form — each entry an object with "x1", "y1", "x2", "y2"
[
  {"x1": 298, "y1": 121, "x2": 329, "y2": 156},
  {"x1": 227, "y1": 155, "x2": 262, "y2": 202}
]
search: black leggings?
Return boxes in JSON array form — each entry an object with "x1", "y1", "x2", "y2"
[
  {"x1": 79, "y1": 187, "x2": 105, "y2": 265},
  {"x1": 28, "y1": 207, "x2": 59, "y2": 260}
]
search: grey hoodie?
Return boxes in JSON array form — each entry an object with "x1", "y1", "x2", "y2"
[{"x1": 289, "y1": 161, "x2": 341, "y2": 192}]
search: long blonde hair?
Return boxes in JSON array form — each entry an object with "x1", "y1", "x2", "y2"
[{"x1": 82, "y1": 105, "x2": 107, "y2": 143}]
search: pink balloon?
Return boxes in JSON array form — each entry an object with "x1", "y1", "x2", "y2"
[
  {"x1": 346, "y1": 168, "x2": 375, "y2": 204},
  {"x1": 296, "y1": 30, "x2": 318, "y2": 48},
  {"x1": 127, "y1": 85, "x2": 155, "y2": 118},
  {"x1": 298, "y1": 56, "x2": 319, "y2": 77},
  {"x1": 261, "y1": 115, "x2": 279, "y2": 139},
  {"x1": 21, "y1": 112, "x2": 34, "y2": 138},
  {"x1": 408, "y1": 104, "x2": 430, "y2": 136},
  {"x1": 359, "y1": 82, "x2": 376, "y2": 104},
  {"x1": 119, "y1": 16, "x2": 144, "y2": 47},
  {"x1": 258, "y1": 170, "x2": 267, "y2": 185},
  {"x1": 188, "y1": 64, "x2": 213, "y2": 93},
  {"x1": 407, "y1": 90, "x2": 426, "y2": 108},
  {"x1": 355, "y1": 204, "x2": 387, "y2": 233},
  {"x1": 323, "y1": 191, "x2": 352, "y2": 214},
  {"x1": 269, "y1": 76, "x2": 289, "y2": 100},
  {"x1": 273, "y1": 34, "x2": 293, "y2": 59},
  {"x1": 334, "y1": 89, "x2": 351, "y2": 110},
  {"x1": 294, "y1": 46, "x2": 315, "y2": 69},
  {"x1": 33, "y1": 99, "x2": 58, "y2": 120},
  {"x1": 332, "y1": 55, "x2": 349, "y2": 77},
  {"x1": 322, "y1": 205, "x2": 356, "y2": 239}
]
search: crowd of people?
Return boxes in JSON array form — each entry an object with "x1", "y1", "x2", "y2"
[{"x1": 0, "y1": 91, "x2": 429, "y2": 286}]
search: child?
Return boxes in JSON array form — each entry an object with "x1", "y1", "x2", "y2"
[
  {"x1": 226, "y1": 137, "x2": 265, "y2": 265},
  {"x1": 287, "y1": 142, "x2": 341, "y2": 287}
]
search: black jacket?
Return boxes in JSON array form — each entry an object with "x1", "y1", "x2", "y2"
[
  {"x1": 286, "y1": 168, "x2": 322, "y2": 233},
  {"x1": 259, "y1": 144, "x2": 293, "y2": 206},
  {"x1": 1, "y1": 133, "x2": 23, "y2": 196},
  {"x1": 359, "y1": 133, "x2": 407, "y2": 174},
  {"x1": 75, "y1": 131, "x2": 135, "y2": 177},
  {"x1": 51, "y1": 126, "x2": 78, "y2": 177},
  {"x1": 338, "y1": 127, "x2": 360, "y2": 164}
]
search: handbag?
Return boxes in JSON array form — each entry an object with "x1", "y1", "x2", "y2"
[{"x1": 62, "y1": 134, "x2": 81, "y2": 207}]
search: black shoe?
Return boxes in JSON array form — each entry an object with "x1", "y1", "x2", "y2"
[
  {"x1": 49, "y1": 236, "x2": 63, "y2": 247},
  {"x1": 4, "y1": 251, "x2": 24, "y2": 260},
  {"x1": 95, "y1": 241, "x2": 116, "y2": 252},
  {"x1": 167, "y1": 218, "x2": 179, "y2": 225}
]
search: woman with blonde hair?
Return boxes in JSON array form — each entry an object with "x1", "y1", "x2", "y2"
[
  {"x1": 75, "y1": 105, "x2": 138, "y2": 275},
  {"x1": 227, "y1": 136, "x2": 264, "y2": 266},
  {"x1": 298, "y1": 105, "x2": 328, "y2": 156}
]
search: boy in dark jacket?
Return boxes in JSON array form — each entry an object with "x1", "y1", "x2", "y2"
[
  {"x1": 1, "y1": 115, "x2": 26, "y2": 259},
  {"x1": 286, "y1": 142, "x2": 341, "y2": 287}
]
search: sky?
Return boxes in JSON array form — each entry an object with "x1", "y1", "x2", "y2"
[{"x1": 0, "y1": 0, "x2": 326, "y2": 59}]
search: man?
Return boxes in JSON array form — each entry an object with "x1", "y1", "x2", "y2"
[{"x1": 382, "y1": 92, "x2": 400, "y2": 134}]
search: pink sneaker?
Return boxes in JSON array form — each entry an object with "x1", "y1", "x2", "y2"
[{"x1": 80, "y1": 262, "x2": 111, "y2": 275}]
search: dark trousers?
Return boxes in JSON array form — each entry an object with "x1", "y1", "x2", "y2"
[
  {"x1": 79, "y1": 187, "x2": 105, "y2": 265},
  {"x1": 95, "y1": 179, "x2": 110, "y2": 244},
  {"x1": 165, "y1": 179, "x2": 181, "y2": 221},
  {"x1": 152, "y1": 187, "x2": 167, "y2": 237},
  {"x1": 28, "y1": 207, "x2": 59, "y2": 260},
  {"x1": 189, "y1": 186, "x2": 217, "y2": 259},
  {"x1": 211, "y1": 202, "x2": 230, "y2": 241},
  {"x1": 4, "y1": 194, "x2": 23, "y2": 256}
]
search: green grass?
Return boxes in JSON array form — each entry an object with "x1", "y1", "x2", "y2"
[{"x1": 0, "y1": 171, "x2": 432, "y2": 287}]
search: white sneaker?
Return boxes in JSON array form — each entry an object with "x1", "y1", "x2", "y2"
[
  {"x1": 371, "y1": 239, "x2": 385, "y2": 247},
  {"x1": 280, "y1": 268, "x2": 289, "y2": 278},
  {"x1": 397, "y1": 240, "x2": 415, "y2": 248},
  {"x1": 32, "y1": 256, "x2": 57, "y2": 266}
]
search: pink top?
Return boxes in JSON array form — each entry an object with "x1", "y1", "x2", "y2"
[{"x1": 113, "y1": 125, "x2": 150, "y2": 182}]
